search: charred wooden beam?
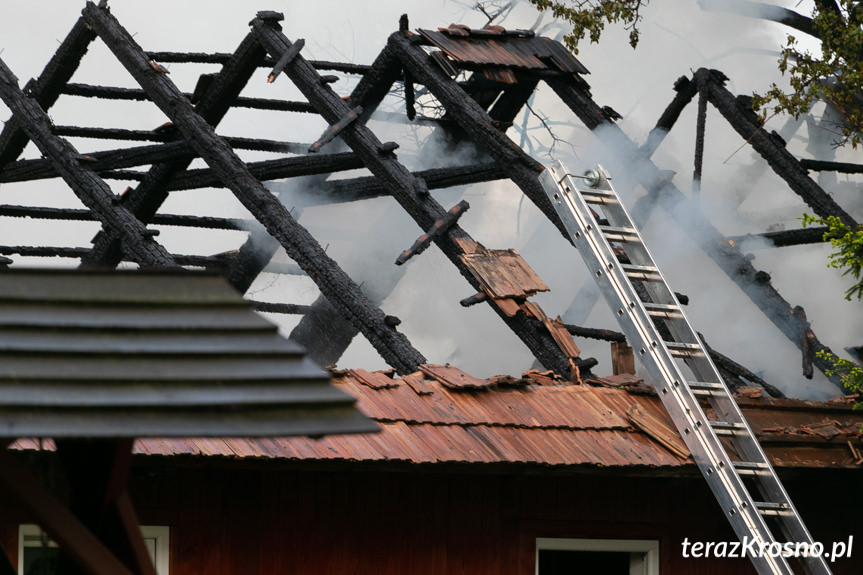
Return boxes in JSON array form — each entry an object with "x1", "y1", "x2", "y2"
[
  {"x1": 0, "y1": 140, "x2": 193, "y2": 183},
  {"x1": 548, "y1": 74, "x2": 846, "y2": 388},
  {"x1": 728, "y1": 227, "x2": 829, "y2": 247},
  {"x1": 799, "y1": 158, "x2": 863, "y2": 173},
  {"x1": 83, "y1": 3, "x2": 426, "y2": 374},
  {"x1": 696, "y1": 68, "x2": 858, "y2": 228},
  {"x1": 85, "y1": 31, "x2": 268, "y2": 268},
  {"x1": 247, "y1": 300, "x2": 312, "y2": 315},
  {"x1": 404, "y1": 68, "x2": 416, "y2": 121},
  {"x1": 348, "y1": 44, "x2": 404, "y2": 123},
  {"x1": 0, "y1": 17, "x2": 96, "y2": 168},
  {"x1": 692, "y1": 86, "x2": 708, "y2": 201},
  {"x1": 250, "y1": 19, "x2": 573, "y2": 375},
  {"x1": 63, "y1": 82, "x2": 318, "y2": 113},
  {"x1": 268, "y1": 38, "x2": 305, "y2": 83},
  {"x1": 386, "y1": 32, "x2": 569, "y2": 239},
  {"x1": 698, "y1": 333, "x2": 785, "y2": 398},
  {"x1": 308, "y1": 106, "x2": 362, "y2": 152},
  {"x1": 396, "y1": 200, "x2": 469, "y2": 265},
  {"x1": 563, "y1": 323, "x2": 626, "y2": 343},
  {"x1": 53, "y1": 125, "x2": 311, "y2": 154},
  {"x1": 166, "y1": 152, "x2": 364, "y2": 191},
  {"x1": 792, "y1": 306, "x2": 816, "y2": 380},
  {"x1": 145, "y1": 51, "x2": 372, "y2": 74},
  {"x1": 0, "y1": 204, "x2": 247, "y2": 230},
  {"x1": 640, "y1": 76, "x2": 699, "y2": 158},
  {"x1": 0, "y1": 245, "x2": 91, "y2": 259},
  {"x1": 459, "y1": 291, "x2": 488, "y2": 307},
  {"x1": 0, "y1": 57, "x2": 177, "y2": 269}
]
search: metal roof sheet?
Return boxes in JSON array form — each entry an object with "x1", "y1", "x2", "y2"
[
  {"x1": 418, "y1": 28, "x2": 589, "y2": 75},
  {"x1": 0, "y1": 269, "x2": 376, "y2": 438},
  {"x1": 12, "y1": 368, "x2": 862, "y2": 469}
]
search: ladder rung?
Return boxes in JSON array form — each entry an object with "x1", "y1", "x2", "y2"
[
  {"x1": 733, "y1": 461, "x2": 770, "y2": 476},
  {"x1": 754, "y1": 501, "x2": 793, "y2": 516},
  {"x1": 599, "y1": 225, "x2": 639, "y2": 243},
  {"x1": 666, "y1": 342, "x2": 705, "y2": 358},
  {"x1": 581, "y1": 189, "x2": 617, "y2": 205},
  {"x1": 621, "y1": 264, "x2": 662, "y2": 281},
  {"x1": 687, "y1": 381, "x2": 725, "y2": 397},
  {"x1": 643, "y1": 303, "x2": 683, "y2": 319},
  {"x1": 709, "y1": 421, "x2": 747, "y2": 436}
]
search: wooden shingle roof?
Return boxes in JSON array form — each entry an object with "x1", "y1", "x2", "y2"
[{"x1": 0, "y1": 269, "x2": 376, "y2": 438}]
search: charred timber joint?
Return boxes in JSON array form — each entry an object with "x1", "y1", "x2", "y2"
[
  {"x1": 396, "y1": 200, "x2": 469, "y2": 265},
  {"x1": 563, "y1": 323, "x2": 626, "y2": 343},
  {"x1": 308, "y1": 105, "x2": 362, "y2": 153},
  {"x1": 413, "y1": 176, "x2": 429, "y2": 197},
  {"x1": 378, "y1": 141, "x2": 399, "y2": 155},
  {"x1": 248, "y1": 300, "x2": 311, "y2": 315},
  {"x1": 460, "y1": 291, "x2": 488, "y2": 307},
  {"x1": 268, "y1": 38, "x2": 305, "y2": 83},
  {"x1": 319, "y1": 75, "x2": 339, "y2": 85}
]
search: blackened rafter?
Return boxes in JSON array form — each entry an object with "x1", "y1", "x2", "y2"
[
  {"x1": 694, "y1": 68, "x2": 857, "y2": 229},
  {"x1": 547, "y1": 76, "x2": 845, "y2": 386},
  {"x1": 84, "y1": 30, "x2": 269, "y2": 268},
  {"x1": 249, "y1": 19, "x2": 576, "y2": 376},
  {"x1": 0, "y1": 57, "x2": 177, "y2": 269},
  {"x1": 81, "y1": 2, "x2": 426, "y2": 374},
  {"x1": 0, "y1": 17, "x2": 96, "y2": 168}
]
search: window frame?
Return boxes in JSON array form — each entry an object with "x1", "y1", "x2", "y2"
[
  {"x1": 536, "y1": 537, "x2": 660, "y2": 575},
  {"x1": 18, "y1": 524, "x2": 169, "y2": 575}
]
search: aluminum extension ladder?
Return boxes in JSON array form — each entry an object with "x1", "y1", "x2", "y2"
[{"x1": 539, "y1": 161, "x2": 831, "y2": 575}]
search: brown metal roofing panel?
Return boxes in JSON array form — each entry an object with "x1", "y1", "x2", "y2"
[
  {"x1": 349, "y1": 368, "x2": 400, "y2": 389},
  {"x1": 418, "y1": 29, "x2": 589, "y2": 74},
  {"x1": 336, "y1": 374, "x2": 633, "y2": 429},
  {"x1": 460, "y1": 248, "x2": 548, "y2": 299},
  {"x1": 420, "y1": 363, "x2": 490, "y2": 389}
]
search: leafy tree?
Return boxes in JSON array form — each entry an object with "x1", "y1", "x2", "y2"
[{"x1": 525, "y1": 1, "x2": 648, "y2": 52}]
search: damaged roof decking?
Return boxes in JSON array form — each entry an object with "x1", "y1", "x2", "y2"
[
  {"x1": 13, "y1": 369, "x2": 853, "y2": 470},
  {"x1": 419, "y1": 26, "x2": 589, "y2": 75}
]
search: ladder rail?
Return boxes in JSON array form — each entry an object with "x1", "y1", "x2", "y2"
[{"x1": 539, "y1": 161, "x2": 831, "y2": 575}]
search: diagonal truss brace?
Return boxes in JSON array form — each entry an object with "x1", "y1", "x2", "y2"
[{"x1": 81, "y1": 2, "x2": 426, "y2": 374}]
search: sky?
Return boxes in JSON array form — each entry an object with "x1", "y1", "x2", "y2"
[{"x1": 0, "y1": 1, "x2": 859, "y2": 399}]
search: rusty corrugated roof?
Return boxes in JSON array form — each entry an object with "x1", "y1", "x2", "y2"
[
  {"x1": 418, "y1": 27, "x2": 590, "y2": 75},
  {"x1": 12, "y1": 368, "x2": 863, "y2": 470}
]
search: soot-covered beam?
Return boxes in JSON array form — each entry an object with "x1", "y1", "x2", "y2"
[
  {"x1": 145, "y1": 51, "x2": 372, "y2": 75},
  {"x1": 0, "y1": 17, "x2": 96, "y2": 168},
  {"x1": 63, "y1": 82, "x2": 317, "y2": 113},
  {"x1": 0, "y1": 57, "x2": 177, "y2": 269},
  {"x1": 695, "y1": 68, "x2": 857, "y2": 228},
  {"x1": 250, "y1": 17, "x2": 574, "y2": 376},
  {"x1": 727, "y1": 227, "x2": 829, "y2": 248},
  {"x1": 640, "y1": 76, "x2": 699, "y2": 158},
  {"x1": 82, "y1": 3, "x2": 426, "y2": 374},
  {"x1": 548, "y1": 74, "x2": 846, "y2": 388},
  {"x1": 0, "y1": 204, "x2": 247, "y2": 231},
  {"x1": 84, "y1": 30, "x2": 268, "y2": 268}
]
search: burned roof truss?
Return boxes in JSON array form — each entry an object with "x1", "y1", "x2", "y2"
[{"x1": 0, "y1": 2, "x2": 856, "y2": 392}]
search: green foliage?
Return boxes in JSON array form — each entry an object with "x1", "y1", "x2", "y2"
[
  {"x1": 527, "y1": 0, "x2": 648, "y2": 52},
  {"x1": 801, "y1": 213, "x2": 863, "y2": 300},
  {"x1": 817, "y1": 350, "x2": 863, "y2": 401},
  {"x1": 752, "y1": 1, "x2": 863, "y2": 146}
]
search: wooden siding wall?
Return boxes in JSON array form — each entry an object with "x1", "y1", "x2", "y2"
[{"x1": 1, "y1": 464, "x2": 860, "y2": 574}]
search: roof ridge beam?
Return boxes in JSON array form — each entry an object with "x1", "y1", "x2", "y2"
[
  {"x1": 0, "y1": 57, "x2": 177, "y2": 269},
  {"x1": 249, "y1": 19, "x2": 575, "y2": 376},
  {"x1": 81, "y1": 2, "x2": 426, "y2": 374},
  {"x1": 0, "y1": 17, "x2": 96, "y2": 168}
]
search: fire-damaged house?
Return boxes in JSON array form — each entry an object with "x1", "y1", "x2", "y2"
[{"x1": 0, "y1": 2, "x2": 861, "y2": 575}]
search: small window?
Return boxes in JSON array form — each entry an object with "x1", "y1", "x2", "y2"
[
  {"x1": 537, "y1": 537, "x2": 659, "y2": 575},
  {"x1": 18, "y1": 524, "x2": 169, "y2": 575}
]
